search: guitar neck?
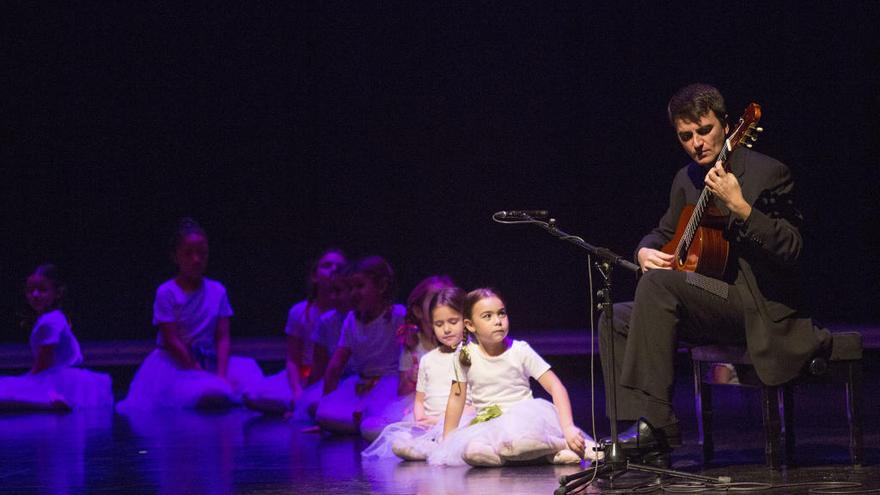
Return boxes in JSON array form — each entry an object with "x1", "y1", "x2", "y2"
[{"x1": 685, "y1": 138, "x2": 734, "y2": 235}]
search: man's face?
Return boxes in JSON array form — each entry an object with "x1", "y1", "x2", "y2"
[{"x1": 674, "y1": 111, "x2": 729, "y2": 167}]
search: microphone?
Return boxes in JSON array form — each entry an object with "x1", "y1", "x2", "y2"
[{"x1": 494, "y1": 210, "x2": 550, "y2": 219}]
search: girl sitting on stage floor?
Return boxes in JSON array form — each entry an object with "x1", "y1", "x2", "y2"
[
  {"x1": 244, "y1": 248, "x2": 347, "y2": 415},
  {"x1": 359, "y1": 274, "x2": 456, "y2": 441},
  {"x1": 429, "y1": 288, "x2": 601, "y2": 467},
  {"x1": 116, "y1": 218, "x2": 263, "y2": 412},
  {"x1": 362, "y1": 286, "x2": 475, "y2": 460},
  {"x1": 0, "y1": 264, "x2": 113, "y2": 411},
  {"x1": 315, "y1": 255, "x2": 405, "y2": 435},
  {"x1": 294, "y1": 269, "x2": 354, "y2": 421}
]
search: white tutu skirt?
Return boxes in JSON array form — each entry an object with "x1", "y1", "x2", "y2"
[
  {"x1": 427, "y1": 398, "x2": 571, "y2": 466},
  {"x1": 243, "y1": 369, "x2": 296, "y2": 413},
  {"x1": 362, "y1": 408, "x2": 477, "y2": 460},
  {"x1": 243, "y1": 370, "x2": 328, "y2": 419},
  {"x1": 290, "y1": 379, "x2": 325, "y2": 420},
  {"x1": 0, "y1": 367, "x2": 113, "y2": 410},
  {"x1": 360, "y1": 390, "x2": 414, "y2": 442},
  {"x1": 315, "y1": 374, "x2": 401, "y2": 435},
  {"x1": 116, "y1": 349, "x2": 263, "y2": 412}
]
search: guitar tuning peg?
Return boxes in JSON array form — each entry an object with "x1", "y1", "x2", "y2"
[
  {"x1": 756, "y1": 127, "x2": 764, "y2": 132},
  {"x1": 745, "y1": 143, "x2": 753, "y2": 148}
]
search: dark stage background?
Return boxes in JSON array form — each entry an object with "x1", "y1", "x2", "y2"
[{"x1": 2, "y1": 3, "x2": 878, "y2": 342}]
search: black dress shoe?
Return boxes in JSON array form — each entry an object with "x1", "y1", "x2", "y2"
[{"x1": 600, "y1": 418, "x2": 679, "y2": 453}]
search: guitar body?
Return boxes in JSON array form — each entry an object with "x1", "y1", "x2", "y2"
[{"x1": 661, "y1": 204, "x2": 730, "y2": 279}]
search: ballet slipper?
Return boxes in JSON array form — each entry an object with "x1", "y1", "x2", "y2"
[
  {"x1": 584, "y1": 441, "x2": 605, "y2": 462},
  {"x1": 547, "y1": 448, "x2": 582, "y2": 465},
  {"x1": 392, "y1": 442, "x2": 427, "y2": 462},
  {"x1": 498, "y1": 437, "x2": 558, "y2": 461},
  {"x1": 463, "y1": 441, "x2": 503, "y2": 467}
]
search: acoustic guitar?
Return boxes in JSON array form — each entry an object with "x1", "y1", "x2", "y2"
[{"x1": 661, "y1": 103, "x2": 763, "y2": 279}]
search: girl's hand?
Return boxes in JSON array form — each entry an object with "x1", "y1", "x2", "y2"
[{"x1": 563, "y1": 425, "x2": 586, "y2": 458}]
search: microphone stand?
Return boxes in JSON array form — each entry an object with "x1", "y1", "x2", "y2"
[{"x1": 491, "y1": 212, "x2": 730, "y2": 494}]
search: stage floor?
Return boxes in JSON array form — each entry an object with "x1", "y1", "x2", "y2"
[{"x1": 1, "y1": 354, "x2": 877, "y2": 494}]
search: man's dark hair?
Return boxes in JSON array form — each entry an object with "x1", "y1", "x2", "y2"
[{"x1": 667, "y1": 83, "x2": 727, "y2": 126}]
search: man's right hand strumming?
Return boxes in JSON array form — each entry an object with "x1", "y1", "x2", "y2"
[{"x1": 638, "y1": 247, "x2": 674, "y2": 273}]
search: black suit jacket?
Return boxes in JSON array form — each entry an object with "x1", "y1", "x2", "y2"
[{"x1": 637, "y1": 148, "x2": 823, "y2": 385}]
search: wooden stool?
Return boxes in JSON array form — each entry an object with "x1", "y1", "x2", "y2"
[{"x1": 690, "y1": 331, "x2": 864, "y2": 469}]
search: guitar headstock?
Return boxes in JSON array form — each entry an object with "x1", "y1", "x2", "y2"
[{"x1": 727, "y1": 102, "x2": 763, "y2": 151}]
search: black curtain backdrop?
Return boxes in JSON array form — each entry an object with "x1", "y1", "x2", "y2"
[{"x1": 2, "y1": 2, "x2": 878, "y2": 341}]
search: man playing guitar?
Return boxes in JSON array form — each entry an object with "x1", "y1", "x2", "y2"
[{"x1": 598, "y1": 83, "x2": 830, "y2": 465}]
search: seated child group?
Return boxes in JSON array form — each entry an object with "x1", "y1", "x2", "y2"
[{"x1": 0, "y1": 218, "x2": 600, "y2": 467}]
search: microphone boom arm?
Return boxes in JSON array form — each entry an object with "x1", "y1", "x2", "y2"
[{"x1": 493, "y1": 212, "x2": 638, "y2": 273}]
